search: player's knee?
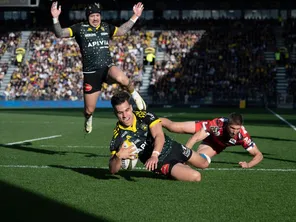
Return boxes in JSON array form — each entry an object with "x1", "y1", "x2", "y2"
[
  {"x1": 199, "y1": 161, "x2": 210, "y2": 169},
  {"x1": 190, "y1": 171, "x2": 201, "y2": 182},
  {"x1": 85, "y1": 106, "x2": 95, "y2": 114}
]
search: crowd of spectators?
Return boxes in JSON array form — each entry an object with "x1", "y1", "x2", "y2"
[
  {"x1": 0, "y1": 32, "x2": 21, "y2": 88},
  {"x1": 3, "y1": 30, "x2": 151, "y2": 100},
  {"x1": 149, "y1": 20, "x2": 278, "y2": 105},
  {"x1": 1, "y1": 19, "x2": 296, "y2": 105}
]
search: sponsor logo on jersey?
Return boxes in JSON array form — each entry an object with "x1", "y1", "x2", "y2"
[
  {"x1": 244, "y1": 137, "x2": 252, "y2": 145},
  {"x1": 87, "y1": 27, "x2": 93, "y2": 31},
  {"x1": 238, "y1": 133, "x2": 243, "y2": 140},
  {"x1": 210, "y1": 126, "x2": 220, "y2": 136},
  {"x1": 161, "y1": 164, "x2": 170, "y2": 175},
  {"x1": 140, "y1": 124, "x2": 147, "y2": 131},
  {"x1": 229, "y1": 138, "x2": 236, "y2": 144},
  {"x1": 87, "y1": 40, "x2": 109, "y2": 47},
  {"x1": 101, "y1": 32, "x2": 108, "y2": 36},
  {"x1": 101, "y1": 27, "x2": 105, "y2": 31},
  {"x1": 146, "y1": 112, "x2": 155, "y2": 120},
  {"x1": 82, "y1": 24, "x2": 90, "y2": 27},
  {"x1": 84, "y1": 83, "x2": 92, "y2": 92},
  {"x1": 181, "y1": 145, "x2": 191, "y2": 158},
  {"x1": 126, "y1": 135, "x2": 132, "y2": 140},
  {"x1": 85, "y1": 33, "x2": 96, "y2": 37},
  {"x1": 135, "y1": 111, "x2": 146, "y2": 118},
  {"x1": 121, "y1": 131, "x2": 128, "y2": 137}
]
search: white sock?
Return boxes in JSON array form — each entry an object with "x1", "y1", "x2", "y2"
[{"x1": 131, "y1": 90, "x2": 139, "y2": 98}]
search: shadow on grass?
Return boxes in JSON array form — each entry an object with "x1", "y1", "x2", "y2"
[
  {"x1": 224, "y1": 151, "x2": 296, "y2": 164},
  {"x1": 0, "y1": 180, "x2": 110, "y2": 222},
  {"x1": 252, "y1": 135, "x2": 296, "y2": 142},
  {"x1": 49, "y1": 165, "x2": 166, "y2": 181},
  {"x1": 0, "y1": 143, "x2": 109, "y2": 158}
]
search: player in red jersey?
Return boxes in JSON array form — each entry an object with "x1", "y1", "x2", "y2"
[{"x1": 160, "y1": 113, "x2": 263, "y2": 168}]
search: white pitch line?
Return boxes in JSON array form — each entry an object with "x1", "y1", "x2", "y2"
[
  {"x1": 5, "y1": 135, "x2": 62, "y2": 145},
  {"x1": 267, "y1": 108, "x2": 296, "y2": 131},
  {"x1": 162, "y1": 112, "x2": 185, "y2": 118},
  {"x1": 0, "y1": 164, "x2": 296, "y2": 172},
  {"x1": 39, "y1": 145, "x2": 108, "y2": 148}
]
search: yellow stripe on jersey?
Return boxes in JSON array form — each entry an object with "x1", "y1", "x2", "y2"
[
  {"x1": 68, "y1": 28, "x2": 73, "y2": 37},
  {"x1": 149, "y1": 119, "x2": 161, "y2": 128},
  {"x1": 113, "y1": 27, "x2": 118, "y2": 37}
]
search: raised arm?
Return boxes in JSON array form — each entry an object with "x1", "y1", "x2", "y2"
[
  {"x1": 51, "y1": 1, "x2": 71, "y2": 38},
  {"x1": 114, "y1": 2, "x2": 144, "y2": 36}
]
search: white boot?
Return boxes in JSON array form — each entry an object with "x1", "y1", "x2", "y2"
[
  {"x1": 84, "y1": 115, "x2": 93, "y2": 134},
  {"x1": 131, "y1": 91, "x2": 146, "y2": 110}
]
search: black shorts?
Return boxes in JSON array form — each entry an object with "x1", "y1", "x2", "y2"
[
  {"x1": 83, "y1": 67, "x2": 109, "y2": 94},
  {"x1": 156, "y1": 141, "x2": 193, "y2": 176}
]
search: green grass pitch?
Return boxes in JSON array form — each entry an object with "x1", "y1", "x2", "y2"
[{"x1": 0, "y1": 107, "x2": 295, "y2": 221}]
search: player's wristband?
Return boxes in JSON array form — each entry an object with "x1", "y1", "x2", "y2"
[
  {"x1": 115, "y1": 152, "x2": 121, "y2": 158},
  {"x1": 130, "y1": 16, "x2": 139, "y2": 23},
  {"x1": 53, "y1": 17, "x2": 59, "y2": 24},
  {"x1": 152, "y1": 151, "x2": 160, "y2": 157}
]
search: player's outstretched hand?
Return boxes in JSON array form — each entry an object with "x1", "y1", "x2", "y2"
[
  {"x1": 133, "y1": 2, "x2": 144, "y2": 17},
  {"x1": 145, "y1": 156, "x2": 158, "y2": 171},
  {"x1": 51, "y1": 1, "x2": 62, "y2": 18},
  {"x1": 239, "y1": 161, "x2": 249, "y2": 168}
]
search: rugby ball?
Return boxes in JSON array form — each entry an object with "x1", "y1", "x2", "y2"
[{"x1": 121, "y1": 140, "x2": 139, "y2": 170}]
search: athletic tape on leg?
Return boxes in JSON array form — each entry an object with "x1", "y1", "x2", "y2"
[{"x1": 200, "y1": 153, "x2": 211, "y2": 164}]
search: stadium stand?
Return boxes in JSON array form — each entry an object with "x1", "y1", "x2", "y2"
[{"x1": 0, "y1": 0, "x2": 295, "y2": 108}]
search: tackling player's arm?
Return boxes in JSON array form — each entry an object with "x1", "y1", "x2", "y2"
[
  {"x1": 239, "y1": 144, "x2": 263, "y2": 168},
  {"x1": 186, "y1": 128, "x2": 209, "y2": 149},
  {"x1": 160, "y1": 117, "x2": 196, "y2": 134},
  {"x1": 145, "y1": 121, "x2": 165, "y2": 171}
]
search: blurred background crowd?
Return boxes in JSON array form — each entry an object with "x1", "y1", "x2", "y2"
[{"x1": 0, "y1": 0, "x2": 296, "y2": 107}]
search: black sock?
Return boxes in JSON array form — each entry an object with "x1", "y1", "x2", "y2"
[{"x1": 84, "y1": 112, "x2": 92, "y2": 119}]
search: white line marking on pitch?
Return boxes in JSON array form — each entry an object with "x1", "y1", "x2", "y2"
[
  {"x1": 39, "y1": 145, "x2": 108, "y2": 149},
  {"x1": 5, "y1": 135, "x2": 62, "y2": 145},
  {"x1": 267, "y1": 108, "x2": 296, "y2": 131},
  {"x1": 0, "y1": 164, "x2": 296, "y2": 172},
  {"x1": 162, "y1": 113, "x2": 185, "y2": 118}
]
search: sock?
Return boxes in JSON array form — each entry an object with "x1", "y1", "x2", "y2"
[
  {"x1": 84, "y1": 112, "x2": 92, "y2": 119},
  {"x1": 131, "y1": 90, "x2": 138, "y2": 98}
]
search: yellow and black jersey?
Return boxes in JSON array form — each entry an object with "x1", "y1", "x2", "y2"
[
  {"x1": 69, "y1": 21, "x2": 118, "y2": 72},
  {"x1": 109, "y1": 111, "x2": 174, "y2": 164}
]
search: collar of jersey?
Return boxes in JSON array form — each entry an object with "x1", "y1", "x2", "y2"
[
  {"x1": 118, "y1": 114, "x2": 137, "y2": 132},
  {"x1": 88, "y1": 24, "x2": 101, "y2": 31}
]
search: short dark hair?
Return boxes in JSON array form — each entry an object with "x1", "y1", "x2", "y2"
[
  {"x1": 228, "y1": 112, "x2": 243, "y2": 125},
  {"x1": 111, "y1": 91, "x2": 132, "y2": 108}
]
